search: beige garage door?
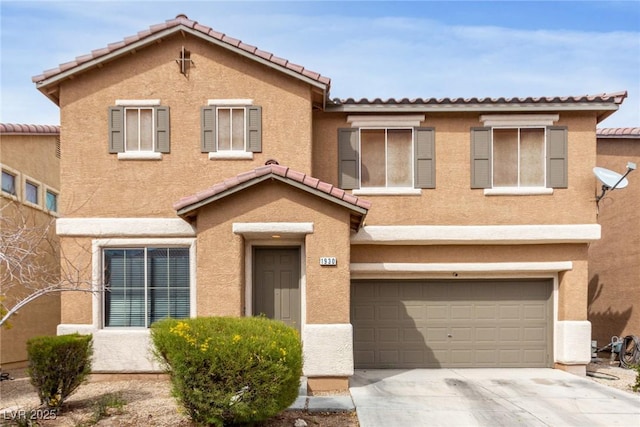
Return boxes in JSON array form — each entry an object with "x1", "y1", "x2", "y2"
[{"x1": 352, "y1": 280, "x2": 552, "y2": 368}]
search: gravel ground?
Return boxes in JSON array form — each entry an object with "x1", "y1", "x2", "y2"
[{"x1": 1, "y1": 362, "x2": 636, "y2": 426}]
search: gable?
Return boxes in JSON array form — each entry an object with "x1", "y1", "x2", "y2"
[
  {"x1": 174, "y1": 164, "x2": 370, "y2": 231},
  {"x1": 33, "y1": 14, "x2": 329, "y2": 107}
]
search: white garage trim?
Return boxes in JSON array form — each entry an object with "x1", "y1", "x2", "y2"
[
  {"x1": 555, "y1": 320, "x2": 592, "y2": 366},
  {"x1": 302, "y1": 324, "x2": 354, "y2": 377},
  {"x1": 351, "y1": 225, "x2": 600, "y2": 245},
  {"x1": 350, "y1": 262, "x2": 573, "y2": 279},
  {"x1": 57, "y1": 218, "x2": 196, "y2": 237}
]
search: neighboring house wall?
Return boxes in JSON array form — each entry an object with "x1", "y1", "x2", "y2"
[
  {"x1": 589, "y1": 128, "x2": 640, "y2": 348},
  {"x1": 0, "y1": 124, "x2": 61, "y2": 369}
]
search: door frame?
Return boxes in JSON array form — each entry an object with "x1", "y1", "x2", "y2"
[{"x1": 244, "y1": 239, "x2": 306, "y2": 335}]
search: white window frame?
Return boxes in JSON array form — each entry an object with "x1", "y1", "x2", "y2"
[
  {"x1": 115, "y1": 99, "x2": 162, "y2": 160},
  {"x1": 486, "y1": 126, "x2": 552, "y2": 196},
  {"x1": 94, "y1": 238, "x2": 196, "y2": 329},
  {"x1": 207, "y1": 99, "x2": 254, "y2": 160}
]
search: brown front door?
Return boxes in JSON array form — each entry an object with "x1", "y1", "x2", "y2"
[{"x1": 253, "y1": 247, "x2": 301, "y2": 332}]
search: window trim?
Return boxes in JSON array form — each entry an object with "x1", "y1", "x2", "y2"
[
  {"x1": 1, "y1": 165, "x2": 20, "y2": 200},
  {"x1": 92, "y1": 238, "x2": 196, "y2": 329},
  {"x1": 203, "y1": 100, "x2": 259, "y2": 159}
]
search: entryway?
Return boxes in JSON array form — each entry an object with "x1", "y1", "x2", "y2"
[{"x1": 253, "y1": 247, "x2": 301, "y2": 332}]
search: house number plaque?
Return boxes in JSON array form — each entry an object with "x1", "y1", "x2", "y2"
[{"x1": 319, "y1": 257, "x2": 337, "y2": 266}]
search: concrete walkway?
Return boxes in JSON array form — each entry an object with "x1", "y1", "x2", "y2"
[{"x1": 349, "y1": 368, "x2": 640, "y2": 427}]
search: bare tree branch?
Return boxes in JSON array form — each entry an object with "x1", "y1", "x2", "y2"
[{"x1": 0, "y1": 201, "x2": 97, "y2": 328}]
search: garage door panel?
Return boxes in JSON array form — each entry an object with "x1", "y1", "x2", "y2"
[{"x1": 352, "y1": 280, "x2": 552, "y2": 368}]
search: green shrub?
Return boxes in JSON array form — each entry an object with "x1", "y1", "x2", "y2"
[
  {"x1": 151, "y1": 316, "x2": 302, "y2": 426},
  {"x1": 26, "y1": 333, "x2": 93, "y2": 409},
  {"x1": 633, "y1": 364, "x2": 640, "y2": 392}
]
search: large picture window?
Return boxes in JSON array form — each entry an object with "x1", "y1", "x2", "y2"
[{"x1": 104, "y1": 247, "x2": 190, "y2": 327}]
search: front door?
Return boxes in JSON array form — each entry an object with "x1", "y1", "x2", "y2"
[{"x1": 253, "y1": 247, "x2": 301, "y2": 333}]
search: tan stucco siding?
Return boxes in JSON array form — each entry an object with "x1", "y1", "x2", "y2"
[
  {"x1": 58, "y1": 34, "x2": 314, "y2": 218},
  {"x1": 313, "y1": 112, "x2": 598, "y2": 226},
  {"x1": 58, "y1": 237, "x2": 93, "y2": 325},
  {"x1": 194, "y1": 181, "x2": 353, "y2": 324}
]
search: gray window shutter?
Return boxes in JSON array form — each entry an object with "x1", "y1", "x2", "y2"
[
  {"x1": 201, "y1": 107, "x2": 216, "y2": 152},
  {"x1": 108, "y1": 106, "x2": 124, "y2": 153},
  {"x1": 470, "y1": 127, "x2": 492, "y2": 188},
  {"x1": 338, "y1": 128, "x2": 359, "y2": 189},
  {"x1": 246, "y1": 106, "x2": 262, "y2": 152},
  {"x1": 547, "y1": 126, "x2": 568, "y2": 188},
  {"x1": 155, "y1": 106, "x2": 170, "y2": 153},
  {"x1": 415, "y1": 128, "x2": 435, "y2": 189}
]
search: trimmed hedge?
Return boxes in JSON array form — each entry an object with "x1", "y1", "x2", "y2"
[
  {"x1": 27, "y1": 333, "x2": 93, "y2": 409},
  {"x1": 151, "y1": 317, "x2": 302, "y2": 426}
]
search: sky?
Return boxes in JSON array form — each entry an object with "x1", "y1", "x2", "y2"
[{"x1": 1, "y1": 0, "x2": 639, "y2": 127}]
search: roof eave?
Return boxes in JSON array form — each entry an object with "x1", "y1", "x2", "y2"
[
  {"x1": 324, "y1": 103, "x2": 622, "y2": 116},
  {"x1": 176, "y1": 173, "x2": 368, "y2": 220},
  {"x1": 34, "y1": 25, "x2": 329, "y2": 105}
]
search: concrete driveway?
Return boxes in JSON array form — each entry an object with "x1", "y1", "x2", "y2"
[{"x1": 350, "y1": 369, "x2": 640, "y2": 427}]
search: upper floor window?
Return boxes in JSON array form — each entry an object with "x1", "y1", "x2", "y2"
[
  {"x1": 471, "y1": 124, "x2": 567, "y2": 191},
  {"x1": 46, "y1": 189, "x2": 58, "y2": 212},
  {"x1": 103, "y1": 247, "x2": 190, "y2": 328},
  {"x1": 108, "y1": 100, "x2": 170, "y2": 159},
  {"x1": 25, "y1": 181, "x2": 39, "y2": 204},
  {"x1": 338, "y1": 126, "x2": 435, "y2": 193},
  {"x1": 1, "y1": 170, "x2": 16, "y2": 195},
  {"x1": 201, "y1": 100, "x2": 262, "y2": 159}
]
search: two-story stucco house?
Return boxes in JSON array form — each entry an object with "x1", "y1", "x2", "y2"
[
  {"x1": 1, "y1": 123, "x2": 61, "y2": 369},
  {"x1": 32, "y1": 15, "x2": 626, "y2": 392}
]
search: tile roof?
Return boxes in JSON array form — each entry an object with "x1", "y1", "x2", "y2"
[
  {"x1": 32, "y1": 14, "x2": 330, "y2": 89},
  {"x1": 0, "y1": 123, "x2": 60, "y2": 135},
  {"x1": 597, "y1": 127, "x2": 640, "y2": 138},
  {"x1": 174, "y1": 164, "x2": 371, "y2": 224},
  {"x1": 328, "y1": 92, "x2": 628, "y2": 107}
]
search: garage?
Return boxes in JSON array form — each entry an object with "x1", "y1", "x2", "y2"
[{"x1": 351, "y1": 279, "x2": 552, "y2": 368}]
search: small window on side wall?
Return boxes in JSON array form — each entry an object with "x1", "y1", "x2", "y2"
[
  {"x1": 201, "y1": 105, "x2": 262, "y2": 158},
  {"x1": 25, "y1": 181, "x2": 39, "y2": 205},
  {"x1": 46, "y1": 190, "x2": 58, "y2": 212},
  {"x1": 1, "y1": 170, "x2": 16, "y2": 195}
]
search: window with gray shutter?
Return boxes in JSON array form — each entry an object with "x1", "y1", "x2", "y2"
[
  {"x1": 109, "y1": 105, "x2": 170, "y2": 154},
  {"x1": 415, "y1": 128, "x2": 435, "y2": 189},
  {"x1": 201, "y1": 107, "x2": 216, "y2": 152},
  {"x1": 155, "y1": 106, "x2": 171, "y2": 153},
  {"x1": 338, "y1": 128, "x2": 359, "y2": 189},
  {"x1": 546, "y1": 126, "x2": 568, "y2": 188},
  {"x1": 108, "y1": 106, "x2": 125, "y2": 153},
  {"x1": 471, "y1": 127, "x2": 492, "y2": 188},
  {"x1": 201, "y1": 105, "x2": 262, "y2": 153}
]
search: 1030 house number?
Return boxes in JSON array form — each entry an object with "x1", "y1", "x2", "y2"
[{"x1": 319, "y1": 257, "x2": 337, "y2": 266}]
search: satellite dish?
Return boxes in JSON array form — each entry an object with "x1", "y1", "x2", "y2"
[
  {"x1": 593, "y1": 162, "x2": 636, "y2": 203},
  {"x1": 593, "y1": 167, "x2": 629, "y2": 189}
]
